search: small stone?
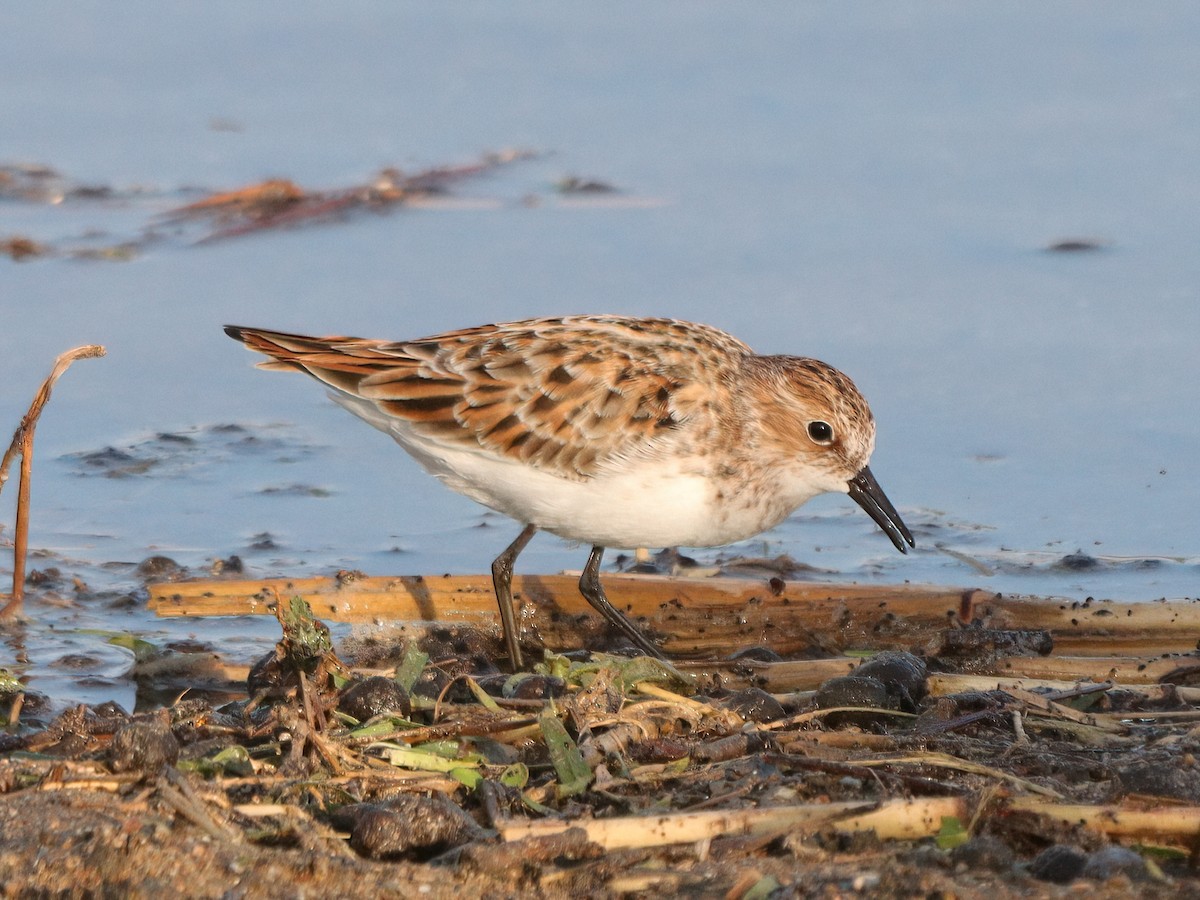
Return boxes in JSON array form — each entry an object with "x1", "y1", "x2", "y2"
[
  {"x1": 1082, "y1": 845, "x2": 1149, "y2": 882},
  {"x1": 347, "y1": 794, "x2": 485, "y2": 860},
  {"x1": 411, "y1": 666, "x2": 457, "y2": 702},
  {"x1": 814, "y1": 675, "x2": 892, "y2": 710},
  {"x1": 1057, "y1": 551, "x2": 1099, "y2": 571},
  {"x1": 854, "y1": 651, "x2": 928, "y2": 710},
  {"x1": 727, "y1": 646, "x2": 783, "y2": 663},
  {"x1": 1029, "y1": 844, "x2": 1086, "y2": 883},
  {"x1": 109, "y1": 715, "x2": 179, "y2": 773},
  {"x1": 505, "y1": 674, "x2": 567, "y2": 701},
  {"x1": 813, "y1": 675, "x2": 895, "y2": 728},
  {"x1": 725, "y1": 688, "x2": 786, "y2": 722},
  {"x1": 950, "y1": 835, "x2": 1015, "y2": 872},
  {"x1": 210, "y1": 555, "x2": 244, "y2": 576},
  {"x1": 136, "y1": 556, "x2": 184, "y2": 580},
  {"x1": 338, "y1": 676, "x2": 411, "y2": 721}
]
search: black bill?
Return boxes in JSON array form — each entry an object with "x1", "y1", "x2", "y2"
[{"x1": 847, "y1": 465, "x2": 915, "y2": 553}]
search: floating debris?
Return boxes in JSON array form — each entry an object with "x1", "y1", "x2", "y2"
[
  {"x1": 555, "y1": 175, "x2": 618, "y2": 194},
  {"x1": 0, "y1": 151, "x2": 671, "y2": 262},
  {"x1": 1044, "y1": 238, "x2": 1109, "y2": 253},
  {"x1": 0, "y1": 235, "x2": 49, "y2": 261}
]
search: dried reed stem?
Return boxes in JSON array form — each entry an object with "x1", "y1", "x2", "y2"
[{"x1": 0, "y1": 344, "x2": 105, "y2": 618}]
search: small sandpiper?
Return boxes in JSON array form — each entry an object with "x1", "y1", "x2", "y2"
[{"x1": 225, "y1": 315, "x2": 914, "y2": 667}]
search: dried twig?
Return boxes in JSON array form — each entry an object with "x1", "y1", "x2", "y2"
[
  {"x1": 156, "y1": 768, "x2": 242, "y2": 843},
  {"x1": 497, "y1": 796, "x2": 965, "y2": 849},
  {"x1": 1008, "y1": 798, "x2": 1200, "y2": 848},
  {"x1": 852, "y1": 751, "x2": 1063, "y2": 798},
  {"x1": 0, "y1": 344, "x2": 105, "y2": 618}
]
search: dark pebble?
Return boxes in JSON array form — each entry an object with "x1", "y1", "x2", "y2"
[
  {"x1": 855, "y1": 651, "x2": 928, "y2": 710},
  {"x1": 347, "y1": 794, "x2": 485, "y2": 860},
  {"x1": 950, "y1": 834, "x2": 1014, "y2": 872},
  {"x1": 247, "y1": 533, "x2": 279, "y2": 551},
  {"x1": 210, "y1": 555, "x2": 244, "y2": 575},
  {"x1": 727, "y1": 646, "x2": 784, "y2": 663},
  {"x1": 814, "y1": 675, "x2": 893, "y2": 710},
  {"x1": 1029, "y1": 844, "x2": 1087, "y2": 883},
  {"x1": 338, "y1": 676, "x2": 411, "y2": 721},
  {"x1": 411, "y1": 666, "x2": 464, "y2": 702},
  {"x1": 418, "y1": 627, "x2": 503, "y2": 677},
  {"x1": 505, "y1": 674, "x2": 566, "y2": 701},
  {"x1": 1081, "y1": 845, "x2": 1150, "y2": 881},
  {"x1": 136, "y1": 555, "x2": 184, "y2": 580},
  {"x1": 25, "y1": 568, "x2": 62, "y2": 587},
  {"x1": 725, "y1": 687, "x2": 786, "y2": 722},
  {"x1": 813, "y1": 675, "x2": 894, "y2": 728},
  {"x1": 155, "y1": 431, "x2": 196, "y2": 444},
  {"x1": 109, "y1": 716, "x2": 180, "y2": 773},
  {"x1": 1057, "y1": 551, "x2": 1099, "y2": 571}
]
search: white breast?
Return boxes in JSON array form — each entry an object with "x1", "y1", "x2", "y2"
[{"x1": 332, "y1": 392, "x2": 818, "y2": 549}]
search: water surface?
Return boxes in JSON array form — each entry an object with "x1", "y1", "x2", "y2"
[{"x1": 2, "y1": 3, "x2": 1198, "y2": 711}]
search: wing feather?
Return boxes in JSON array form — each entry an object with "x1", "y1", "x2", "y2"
[{"x1": 225, "y1": 316, "x2": 751, "y2": 481}]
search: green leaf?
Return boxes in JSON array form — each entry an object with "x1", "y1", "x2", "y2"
[
  {"x1": 743, "y1": 875, "x2": 782, "y2": 900},
  {"x1": 466, "y1": 677, "x2": 503, "y2": 713},
  {"x1": 383, "y1": 746, "x2": 481, "y2": 774},
  {"x1": 536, "y1": 652, "x2": 572, "y2": 680},
  {"x1": 935, "y1": 815, "x2": 970, "y2": 850},
  {"x1": 1134, "y1": 844, "x2": 1188, "y2": 861},
  {"x1": 450, "y1": 766, "x2": 482, "y2": 790},
  {"x1": 277, "y1": 596, "x2": 333, "y2": 669},
  {"x1": 394, "y1": 646, "x2": 428, "y2": 693},
  {"x1": 664, "y1": 755, "x2": 691, "y2": 774},
  {"x1": 412, "y1": 740, "x2": 464, "y2": 758},
  {"x1": 211, "y1": 745, "x2": 255, "y2": 776},
  {"x1": 539, "y1": 711, "x2": 592, "y2": 799},
  {"x1": 347, "y1": 716, "x2": 420, "y2": 739},
  {"x1": 560, "y1": 653, "x2": 691, "y2": 693},
  {"x1": 499, "y1": 763, "x2": 529, "y2": 789},
  {"x1": 178, "y1": 744, "x2": 254, "y2": 778}
]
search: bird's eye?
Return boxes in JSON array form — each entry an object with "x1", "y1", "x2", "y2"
[{"x1": 807, "y1": 420, "x2": 834, "y2": 444}]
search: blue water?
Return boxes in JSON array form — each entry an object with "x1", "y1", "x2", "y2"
[{"x1": 2, "y1": 3, "x2": 1198, "y2": 711}]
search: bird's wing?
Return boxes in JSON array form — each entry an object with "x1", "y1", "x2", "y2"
[{"x1": 225, "y1": 316, "x2": 751, "y2": 481}]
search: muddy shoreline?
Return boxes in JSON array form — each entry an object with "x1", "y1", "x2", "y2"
[{"x1": 1, "y1": 583, "x2": 1196, "y2": 897}]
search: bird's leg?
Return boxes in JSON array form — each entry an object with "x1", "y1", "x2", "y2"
[
  {"x1": 579, "y1": 546, "x2": 668, "y2": 660},
  {"x1": 491, "y1": 523, "x2": 537, "y2": 670}
]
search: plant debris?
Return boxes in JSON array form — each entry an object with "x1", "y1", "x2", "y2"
[
  {"x1": 0, "y1": 344, "x2": 106, "y2": 617},
  {"x1": 0, "y1": 151, "x2": 660, "y2": 263},
  {"x1": 1, "y1": 584, "x2": 1198, "y2": 896}
]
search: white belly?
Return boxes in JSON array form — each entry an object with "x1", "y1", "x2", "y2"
[
  {"x1": 427, "y1": 443, "x2": 773, "y2": 548},
  {"x1": 332, "y1": 393, "x2": 810, "y2": 549}
]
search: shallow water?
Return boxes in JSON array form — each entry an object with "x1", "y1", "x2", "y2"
[{"x1": 2, "y1": 3, "x2": 1198, "y2": 712}]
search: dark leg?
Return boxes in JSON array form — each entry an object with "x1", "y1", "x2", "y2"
[
  {"x1": 579, "y1": 545, "x2": 668, "y2": 659},
  {"x1": 491, "y1": 523, "x2": 537, "y2": 669}
]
